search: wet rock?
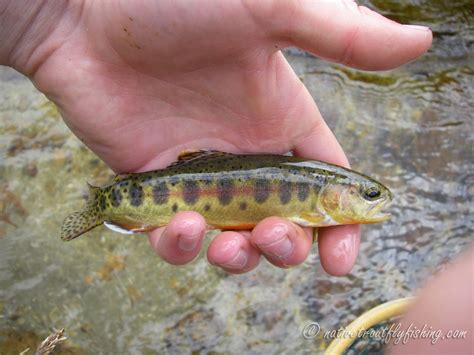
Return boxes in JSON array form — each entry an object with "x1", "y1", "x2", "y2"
[{"x1": 22, "y1": 162, "x2": 38, "y2": 177}]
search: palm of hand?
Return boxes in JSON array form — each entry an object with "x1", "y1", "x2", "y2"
[
  {"x1": 26, "y1": 0, "x2": 430, "y2": 274},
  {"x1": 36, "y1": 1, "x2": 336, "y2": 173}
]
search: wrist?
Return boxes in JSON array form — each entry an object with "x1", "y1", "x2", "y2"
[{"x1": 0, "y1": 0, "x2": 81, "y2": 76}]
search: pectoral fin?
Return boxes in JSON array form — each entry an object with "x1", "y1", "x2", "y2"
[{"x1": 289, "y1": 213, "x2": 326, "y2": 227}]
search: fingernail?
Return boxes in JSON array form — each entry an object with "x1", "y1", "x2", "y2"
[
  {"x1": 258, "y1": 224, "x2": 294, "y2": 258},
  {"x1": 178, "y1": 233, "x2": 200, "y2": 251},
  {"x1": 221, "y1": 249, "x2": 248, "y2": 269},
  {"x1": 403, "y1": 24, "x2": 430, "y2": 31},
  {"x1": 262, "y1": 237, "x2": 293, "y2": 258}
]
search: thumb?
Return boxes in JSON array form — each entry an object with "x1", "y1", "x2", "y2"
[{"x1": 249, "y1": 0, "x2": 432, "y2": 70}]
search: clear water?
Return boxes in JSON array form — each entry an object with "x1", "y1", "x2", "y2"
[{"x1": 0, "y1": 1, "x2": 472, "y2": 353}]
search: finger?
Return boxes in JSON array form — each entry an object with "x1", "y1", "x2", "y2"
[
  {"x1": 295, "y1": 131, "x2": 362, "y2": 276},
  {"x1": 251, "y1": 217, "x2": 313, "y2": 268},
  {"x1": 294, "y1": 121, "x2": 360, "y2": 276},
  {"x1": 293, "y1": 115, "x2": 361, "y2": 276},
  {"x1": 318, "y1": 225, "x2": 361, "y2": 276},
  {"x1": 250, "y1": 0, "x2": 432, "y2": 70},
  {"x1": 294, "y1": 108, "x2": 349, "y2": 167},
  {"x1": 148, "y1": 211, "x2": 206, "y2": 265},
  {"x1": 207, "y1": 231, "x2": 261, "y2": 274}
]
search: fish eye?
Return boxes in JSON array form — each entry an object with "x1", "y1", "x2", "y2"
[{"x1": 363, "y1": 186, "x2": 381, "y2": 200}]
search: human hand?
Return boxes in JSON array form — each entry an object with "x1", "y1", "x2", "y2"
[
  {"x1": 388, "y1": 248, "x2": 473, "y2": 354},
  {"x1": 1, "y1": 0, "x2": 431, "y2": 274}
]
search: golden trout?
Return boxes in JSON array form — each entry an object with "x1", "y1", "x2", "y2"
[{"x1": 61, "y1": 150, "x2": 393, "y2": 241}]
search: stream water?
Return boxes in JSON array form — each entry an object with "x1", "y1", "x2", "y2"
[{"x1": 0, "y1": 1, "x2": 472, "y2": 354}]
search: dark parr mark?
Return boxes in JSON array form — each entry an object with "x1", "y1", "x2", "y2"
[
  {"x1": 183, "y1": 180, "x2": 200, "y2": 205},
  {"x1": 217, "y1": 179, "x2": 234, "y2": 205},
  {"x1": 172, "y1": 203, "x2": 178, "y2": 212},
  {"x1": 297, "y1": 182, "x2": 310, "y2": 202},
  {"x1": 255, "y1": 179, "x2": 270, "y2": 203},
  {"x1": 313, "y1": 183, "x2": 322, "y2": 195},
  {"x1": 129, "y1": 184, "x2": 144, "y2": 206},
  {"x1": 204, "y1": 204, "x2": 211, "y2": 212},
  {"x1": 278, "y1": 181, "x2": 292, "y2": 204},
  {"x1": 110, "y1": 188, "x2": 123, "y2": 207},
  {"x1": 239, "y1": 202, "x2": 247, "y2": 211},
  {"x1": 153, "y1": 181, "x2": 169, "y2": 205}
]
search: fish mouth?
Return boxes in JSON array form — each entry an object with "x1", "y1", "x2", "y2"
[
  {"x1": 368, "y1": 198, "x2": 392, "y2": 222},
  {"x1": 371, "y1": 211, "x2": 392, "y2": 222}
]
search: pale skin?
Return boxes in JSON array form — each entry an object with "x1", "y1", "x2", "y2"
[
  {"x1": 388, "y1": 248, "x2": 473, "y2": 354},
  {"x1": 5, "y1": 4, "x2": 471, "y2": 352},
  {"x1": 0, "y1": 0, "x2": 432, "y2": 274}
]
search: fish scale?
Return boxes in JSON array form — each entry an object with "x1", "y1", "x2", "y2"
[{"x1": 61, "y1": 150, "x2": 393, "y2": 240}]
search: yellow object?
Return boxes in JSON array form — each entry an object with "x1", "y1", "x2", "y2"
[{"x1": 324, "y1": 297, "x2": 415, "y2": 355}]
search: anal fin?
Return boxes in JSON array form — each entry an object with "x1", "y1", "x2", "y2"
[
  {"x1": 103, "y1": 217, "x2": 158, "y2": 235},
  {"x1": 104, "y1": 221, "x2": 136, "y2": 234}
]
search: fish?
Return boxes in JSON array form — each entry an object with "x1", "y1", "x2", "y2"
[{"x1": 61, "y1": 150, "x2": 393, "y2": 241}]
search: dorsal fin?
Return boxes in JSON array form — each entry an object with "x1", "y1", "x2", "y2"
[
  {"x1": 92, "y1": 174, "x2": 131, "y2": 188},
  {"x1": 113, "y1": 173, "x2": 132, "y2": 182},
  {"x1": 88, "y1": 172, "x2": 132, "y2": 188},
  {"x1": 168, "y1": 149, "x2": 224, "y2": 168},
  {"x1": 178, "y1": 149, "x2": 221, "y2": 161}
]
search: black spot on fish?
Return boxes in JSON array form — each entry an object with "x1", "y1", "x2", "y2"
[
  {"x1": 315, "y1": 174, "x2": 326, "y2": 185},
  {"x1": 203, "y1": 179, "x2": 213, "y2": 185},
  {"x1": 110, "y1": 188, "x2": 122, "y2": 207},
  {"x1": 255, "y1": 179, "x2": 270, "y2": 203},
  {"x1": 142, "y1": 175, "x2": 153, "y2": 184},
  {"x1": 239, "y1": 202, "x2": 247, "y2": 210},
  {"x1": 169, "y1": 176, "x2": 179, "y2": 187},
  {"x1": 312, "y1": 175, "x2": 327, "y2": 194},
  {"x1": 129, "y1": 184, "x2": 143, "y2": 206},
  {"x1": 204, "y1": 203, "x2": 211, "y2": 212},
  {"x1": 217, "y1": 179, "x2": 233, "y2": 205},
  {"x1": 279, "y1": 181, "x2": 292, "y2": 204},
  {"x1": 172, "y1": 203, "x2": 178, "y2": 212},
  {"x1": 183, "y1": 180, "x2": 199, "y2": 205},
  {"x1": 153, "y1": 181, "x2": 169, "y2": 205},
  {"x1": 99, "y1": 194, "x2": 107, "y2": 211},
  {"x1": 297, "y1": 182, "x2": 310, "y2": 202}
]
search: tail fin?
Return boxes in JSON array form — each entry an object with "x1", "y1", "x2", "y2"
[{"x1": 60, "y1": 183, "x2": 103, "y2": 241}]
